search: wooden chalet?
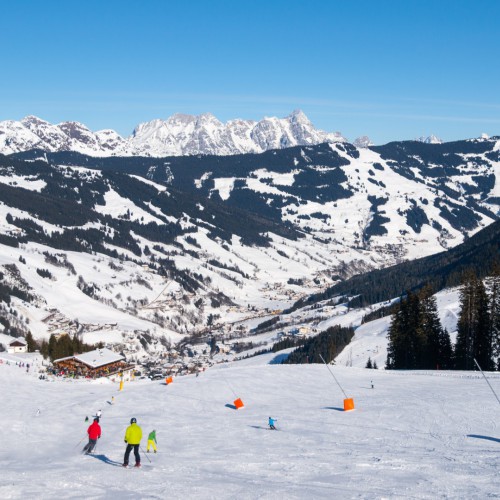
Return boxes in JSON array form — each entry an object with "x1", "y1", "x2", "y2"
[{"x1": 53, "y1": 347, "x2": 134, "y2": 379}]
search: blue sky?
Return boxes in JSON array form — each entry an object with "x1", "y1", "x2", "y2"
[{"x1": 1, "y1": 0, "x2": 499, "y2": 144}]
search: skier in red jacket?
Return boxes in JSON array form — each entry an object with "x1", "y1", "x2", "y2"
[{"x1": 83, "y1": 418, "x2": 101, "y2": 454}]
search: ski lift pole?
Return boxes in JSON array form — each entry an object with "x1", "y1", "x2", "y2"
[
  {"x1": 221, "y1": 369, "x2": 244, "y2": 409},
  {"x1": 474, "y1": 358, "x2": 500, "y2": 405},
  {"x1": 319, "y1": 354, "x2": 348, "y2": 399},
  {"x1": 221, "y1": 370, "x2": 237, "y2": 397}
]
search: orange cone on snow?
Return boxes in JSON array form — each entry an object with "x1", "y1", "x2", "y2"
[
  {"x1": 343, "y1": 398, "x2": 355, "y2": 411},
  {"x1": 165, "y1": 376, "x2": 173, "y2": 385},
  {"x1": 318, "y1": 354, "x2": 356, "y2": 412},
  {"x1": 233, "y1": 398, "x2": 244, "y2": 409}
]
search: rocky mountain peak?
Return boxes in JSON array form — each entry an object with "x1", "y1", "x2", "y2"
[
  {"x1": 21, "y1": 115, "x2": 50, "y2": 126},
  {"x1": 353, "y1": 136, "x2": 374, "y2": 148},
  {"x1": 0, "y1": 111, "x2": 345, "y2": 157},
  {"x1": 287, "y1": 109, "x2": 310, "y2": 124},
  {"x1": 416, "y1": 134, "x2": 443, "y2": 144}
]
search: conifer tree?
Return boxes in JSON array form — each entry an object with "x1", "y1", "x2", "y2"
[
  {"x1": 474, "y1": 278, "x2": 493, "y2": 370},
  {"x1": 489, "y1": 267, "x2": 500, "y2": 370},
  {"x1": 387, "y1": 287, "x2": 449, "y2": 370},
  {"x1": 40, "y1": 339, "x2": 49, "y2": 359},
  {"x1": 455, "y1": 272, "x2": 477, "y2": 370},
  {"x1": 386, "y1": 294, "x2": 408, "y2": 369},
  {"x1": 440, "y1": 330, "x2": 453, "y2": 370},
  {"x1": 455, "y1": 271, "x2": 494, "y2": 370},
  {"x1": 24, "y1": 331, "x2": 39, "y2": 353},
  {"x1": 419, "y1": 286, "x2": 452, "y2": 369},
  {"x1": 48, "y1": 334, "x2": 57, "y2": 361},
  {"x1": 386, "y1": 292, "x2": 426, "y2": 369}
]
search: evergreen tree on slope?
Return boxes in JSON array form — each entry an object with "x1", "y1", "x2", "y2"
[
  {"x1": 489, "y1": 268, "x2": 500, "y2": 370},
  {"x1": 386, "y1": 292, "x2": 426, "y2": 369},
  {"x1": 455, "y1": 271, "x2": 494, "y2": 371},
  {"x1": 419, "y1": 285, "x2": 452, "y2": 370},
  {"x1": 474, "y1": 278, "x2": 494, "y2": 370}
]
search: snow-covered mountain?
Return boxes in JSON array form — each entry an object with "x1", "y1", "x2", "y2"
[
  {"x1": 353, "y1": 135, "x2": 373, "y2": 148},
  {"x1": 416, "y1": 134, "x2": 443, "y2": 144},
  {"x1": 0, "y1": 135, "x2": 499, "y2": 359},
  {"x1": 0, "y1": 111, "x2": 345, "y2": 157}
]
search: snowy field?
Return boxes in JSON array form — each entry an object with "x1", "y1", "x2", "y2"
[{"x1": 1, "y1": 353, "x2": 499, "y2": 499}]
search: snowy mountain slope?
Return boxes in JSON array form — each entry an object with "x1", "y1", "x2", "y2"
[
  {"x1": 13, "y1": 135, "x2": 500, "y2": 262},
  {"x1": 0, "y1": 158, "x2": 337, "y2": 355},
  {"x1": 1, "y1": 354, "x2": 499, "y2": 499},
  {"x1": 142, "y1": 138, "x2": 499, "y2": 260},
  {"x1": 0, "y1": 110, "x2": 345, "y2": 157},
  {"x1": 290, "y1": 216, "x2": 500, "y2": 319},
  {"x1": 0, "y1": 136, "x2": 499, "y2": 356},
  {"x1": 330, "y1": 288, "x2": 461, "y2": 369},
  {"x1": 0, "y1": 119, "x2": 44, "y2": 154}
]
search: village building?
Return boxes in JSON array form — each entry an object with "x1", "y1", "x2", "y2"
[
  {"x1": 8, "y1": 339, "x2": 28, "y2": 354},
  {"x1": 53, "y1": 347, "x2": 134, "y2": 380},
  {"x1": 216, "y1": 342, "x2": 231, "y2": 354},
  {"x1": 0, "y1": 334, "x2": 28, "y2": 354}
]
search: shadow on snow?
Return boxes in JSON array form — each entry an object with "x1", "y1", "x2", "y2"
[
  {"x1": 90, "y1": 454, "x2": 123, "y2": 467},
  {"x1": 467, "y1": 434, "x2": 500, "y2": 444},
  {"x1": 269, "y1": 354, "x2": 289, "y2": 364}
]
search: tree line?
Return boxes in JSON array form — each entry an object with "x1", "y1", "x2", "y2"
[
  {"x1": 25, "y1": 332, "x2": 100, "y2": 362},
  {"x1": 284, "y1": 325, "x2": 355, "y2": 364},
  {"x1": 386, "y1": 270, "x2": 500, "y2": 371}
]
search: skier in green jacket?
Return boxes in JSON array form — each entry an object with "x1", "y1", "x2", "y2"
[{"x1": 146, "y1": 429, "x2": 157, "y2": 453}]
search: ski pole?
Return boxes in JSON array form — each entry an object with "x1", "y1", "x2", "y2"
[
  {"x1": 474, "y1": 358, "x2": 500, "y2": 405},
  {"x1": 140, "y1": 446, "x2": 152, "y2": 463},
  {"x1": 74, "y1": 436, "x2": 86, "y2": 448}
]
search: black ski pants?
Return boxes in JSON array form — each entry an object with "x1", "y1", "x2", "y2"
[
  {"x1": 124, "y1": 444, "x2": 140, "y2": 465},
  {"x1": 83, "y1": 439, "x2": 97, "y2": 454}
]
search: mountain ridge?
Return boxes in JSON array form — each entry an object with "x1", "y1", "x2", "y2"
[{"x1": 0, "y1": 110, "x2": 346, "y2": 157}]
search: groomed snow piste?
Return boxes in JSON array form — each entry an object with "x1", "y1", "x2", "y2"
[{"x1": 1, "y1": 352, "x2": 499, "y2": 499}]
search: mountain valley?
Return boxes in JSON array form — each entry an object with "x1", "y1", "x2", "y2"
[{"x1": 0, "y1": 134, "x2": 499, "y2": 371}]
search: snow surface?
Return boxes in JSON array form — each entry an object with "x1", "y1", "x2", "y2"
[
  {"x1": 95, "y1": 188, "x2": 164, "y2": 224},
  {"x1": 1, "y1": 353, "x2": 499, "y2": 499}
]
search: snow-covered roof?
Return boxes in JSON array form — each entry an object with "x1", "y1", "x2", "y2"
[
  {"x1": 0, "y1": 334, "x2": 27, "y2": 347},
  {"x1": 9, "y1": 339, "x2": 27, "y2": 347},
  {"x1": 55, "y1": 348, "x2": 124, "y2": 368}
]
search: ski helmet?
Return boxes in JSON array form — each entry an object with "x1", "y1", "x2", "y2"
[{"x1": 130, "y1": 417, "x2": 137, "y2": 424}]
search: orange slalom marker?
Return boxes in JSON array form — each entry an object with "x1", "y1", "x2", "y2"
[
  {"x1": 165, "y1": 376, "x2": 173, "y2": 385},
  {"x1": 233, "y1": 398, "x2": 244, "y2": 409},
  {"x1": 343, "y1": 398, "x2": 355, "y2": 411}
]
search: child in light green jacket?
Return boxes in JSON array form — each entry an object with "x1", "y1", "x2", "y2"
[{"x1": 147, "y1": 429, "x2": 157, "y2": 453}]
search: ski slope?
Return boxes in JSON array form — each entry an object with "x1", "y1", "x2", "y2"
[{"x1": 1, "y1": 352, "x2": 499, "y2": 499}]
